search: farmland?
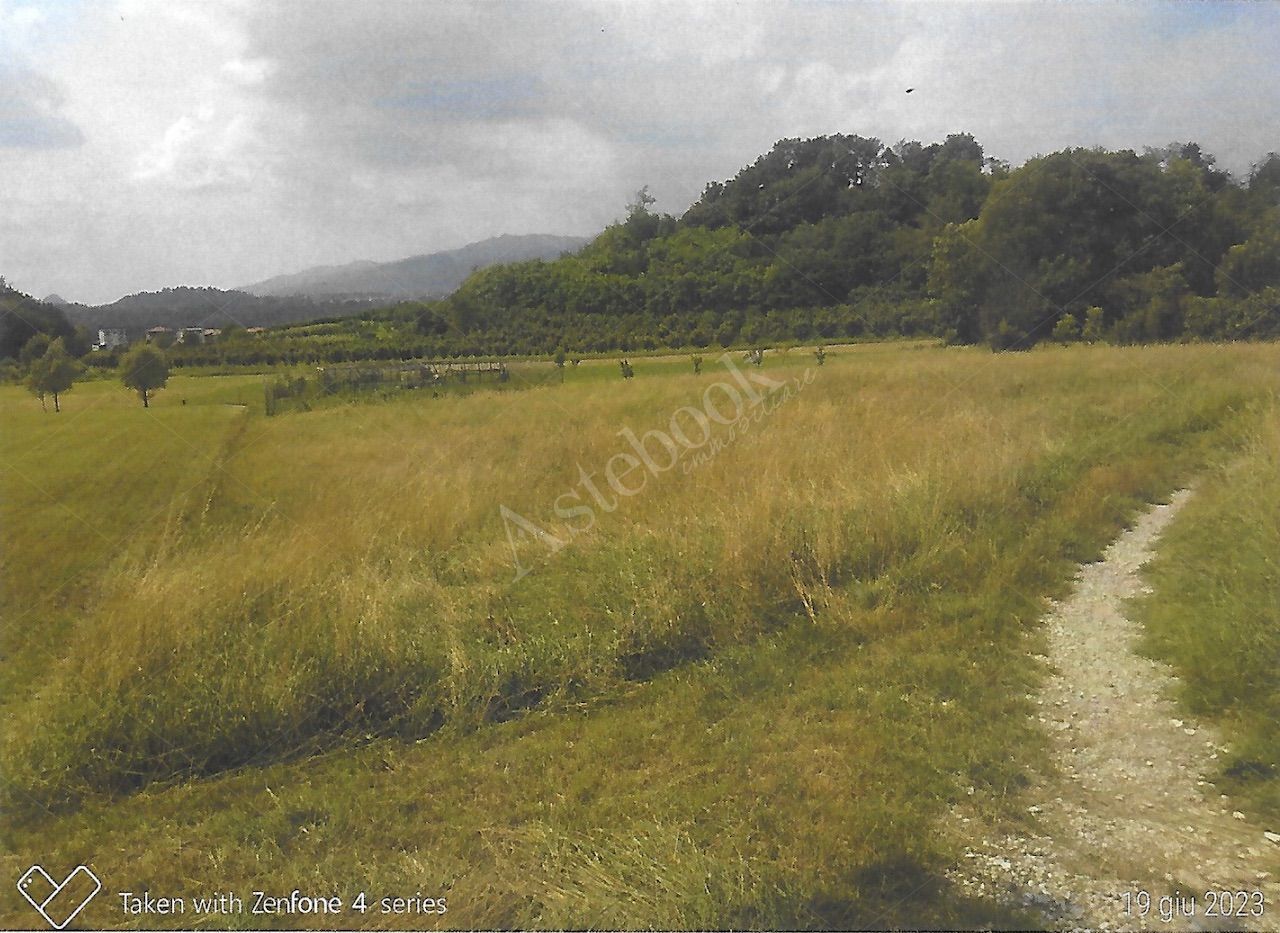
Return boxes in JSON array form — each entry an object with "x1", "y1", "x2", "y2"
[{"x1": 2, "y1": 341, "x2": 1278, "y2": 929}]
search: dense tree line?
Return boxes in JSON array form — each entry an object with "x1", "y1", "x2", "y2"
[
  {"x1": 6, "y1": 134, "x2": 1278, "y2": 372},
  {"x1": 321, "y1": 134, "x2": 1270, "y2": 358},
  {"x1": 0, "y1": 279, "x2": 90, "y2": 362},
  {"x1": 930, "y1": 144, "x2": 1279, "y2": 345}
]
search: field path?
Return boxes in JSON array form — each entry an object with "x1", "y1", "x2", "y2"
[{"x1": 951, "y1": 490, "x2": 1279, "y2": 931}]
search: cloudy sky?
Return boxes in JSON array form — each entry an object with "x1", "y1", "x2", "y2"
[{"x1": 2, "y1": 0, "x2": 1277, "y2": 305}]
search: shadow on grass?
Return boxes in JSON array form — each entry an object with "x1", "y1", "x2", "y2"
[{"x1": 717, "y1": 856, "x2": 1042, "y2": 931}]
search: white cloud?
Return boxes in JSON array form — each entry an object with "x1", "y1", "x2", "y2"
[
  {"x1": 222, "y1": 57, "x2": 273, "y2": 86},
  {"x1": 131, "y1": 109, "x2": 260, "y2": 190}
]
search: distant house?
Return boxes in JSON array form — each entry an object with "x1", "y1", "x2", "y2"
[
  {"x1": 176, "y1": 326, "x2": 205, "y2": 345},
  {"x1": 145, "y1": 325, "x2": 173, "y2": 344},
  {"x1": 245, "y1": 326, "x2": 267, "y2": 335},
  {"x1": 96, "y1": 328, "x2": 127, "y2": 350}
]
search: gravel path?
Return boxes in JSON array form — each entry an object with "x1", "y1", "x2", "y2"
[{"x1": 950, "y1": 490, "x2": 1279, "y2": 931}]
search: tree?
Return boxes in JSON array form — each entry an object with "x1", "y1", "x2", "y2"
[
  {"x1": 1215, "y1": 222, "x2": 1280, "y2": 297},
  {"x1": 627, "y1": 185, "x2": 656, "y2": 220},
  {"x1": 927, "y1": 220, "x2": 985, "y2": 343},
  {"x1": 25, "y1": 362, "x2": 48, "y2": 411},
  {"x1": 18, "y1": 332, "x2": 51, "y2": 366},
  {"x1": 1249, "y1": 153, "x2": 1280, "y2": 206},
  {"x1": 1081, "y1": 306, "x2": 1106, "y2": 343},
  {"x1": 621, "y1": 185, "x2": 664, "y2": 245},
  {"x1": 26, "y1": 338, "x2": 81, "y2": 412},
  {"x1": 1108, "y1": 263, "x2": 1189, "y2": 341},
  {"x1": 121, "y1": 344, "x2": 169, "y2": 407},
  {"x1": 44, "y1": 340, "x2": 81, "y2": 412},
  {"x1": 989, "y1": 318, "x2": 1023, "y2": 352},
  {"x1": 944, "y1": 149, "x2": 1216, "y2": 345},
  {"x1": 1052, "y1": 313, "x2": 1081, "y2": 343}
]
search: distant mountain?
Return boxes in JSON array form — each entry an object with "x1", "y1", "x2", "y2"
[
  {"x1": 53, "y1": 234, "x2": 592, "y2": 336},
  {"x1": 239, "y1": 233, "x2": 590, "y2": 299},
  {"x1": 240, "y1": 260, "x2": 380, "y2": 298},
  {"x1": 61, "y1": 287, "x2": 383, "y2": 336}
]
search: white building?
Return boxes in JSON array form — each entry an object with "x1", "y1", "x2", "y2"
[{"x1": 96, "y1": 328, "x2": 127, "y2": 350}]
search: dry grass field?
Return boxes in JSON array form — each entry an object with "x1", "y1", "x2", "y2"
[{"x1": 2, "y1": 342, "x2": 1276, "y2": 929}]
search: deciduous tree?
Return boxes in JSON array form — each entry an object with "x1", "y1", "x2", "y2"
[
  {"x1": 121, "y1": 344, "x2": 169, "y2": 408},
  {"x1": 25, "y1": 338, "x2": 81, "y2": 412}
]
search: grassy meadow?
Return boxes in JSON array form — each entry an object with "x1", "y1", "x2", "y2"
[
  {"x1": 1135, "y1": 412, "x2": 1280, "y2": 824},
  {"x1": 2, "y1": 341, "x2": 1277, "y2": 929}
]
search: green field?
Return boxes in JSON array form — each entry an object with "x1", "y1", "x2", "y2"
[
  {"x1": 1135, "y1": 412, "x2": 1280, "y2": 824},
  {"x1": 2, "y1": 342, "x2": 1277, "y2": 929}
]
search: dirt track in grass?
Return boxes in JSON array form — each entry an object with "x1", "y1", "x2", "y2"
[{"x1": 950, "y1": 490, "x2": 1279, "y2": 931}]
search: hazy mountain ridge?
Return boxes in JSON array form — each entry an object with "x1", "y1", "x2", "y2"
[
  {"x1": 58, "y1": 287, "x2": 378, "y2": 335},
  {"x1": 49, "y1": 233, "x2": 591, "y2": 335},
  {"x1": 239, "y1": 233, "x2": 590, "y2": 299}
]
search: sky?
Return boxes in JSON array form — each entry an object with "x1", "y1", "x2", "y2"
[{"x1": 1, "y1": 0, "x2": 1277, "y2": 305}]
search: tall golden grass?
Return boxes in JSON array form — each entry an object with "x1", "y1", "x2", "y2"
[{"x1": 6, "y1": 342, "x2": 1276, "y2": 818}]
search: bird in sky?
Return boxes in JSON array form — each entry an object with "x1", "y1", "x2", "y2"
[{"x1": 905, "y1": 87, "x2": 915, "y2": 93}]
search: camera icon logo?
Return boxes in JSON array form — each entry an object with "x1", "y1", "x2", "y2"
[{"x1": 16, "y1": 865, "x2": 102, "y2": 930}]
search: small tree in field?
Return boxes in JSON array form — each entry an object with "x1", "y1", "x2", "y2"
[
  {"x1": 26, "y1": 338, "x2": 82, "y2": 412},
  {"x1": 1052, "y1": 313, "x2": 1081, "y2": 343},
  {"x1": 1081, "y1": 306, "x2": 1106, "y2": 343},
  {"x1": 121, "y1": 344, "x2": 169, "y2": 407}
]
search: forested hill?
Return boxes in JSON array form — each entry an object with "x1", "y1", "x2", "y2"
[
  {"x1": 357, "y1": 132, "x2": 1274, "y2": 357},
  {"x1": 0, "y1": 280, "x2": 85, "y2": 360}
]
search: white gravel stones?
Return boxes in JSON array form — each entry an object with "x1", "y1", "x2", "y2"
[{"x1": 947, "y1": 491, "x2": 1280, "y2": 931}]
